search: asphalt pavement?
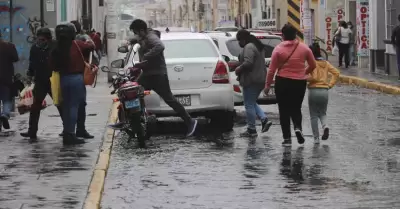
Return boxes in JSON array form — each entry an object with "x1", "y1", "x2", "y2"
[{"x1": 101, "y1": 83, "x2": 400, "y2": 209}]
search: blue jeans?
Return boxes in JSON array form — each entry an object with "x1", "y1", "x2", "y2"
[
  {"x1": 243, "y1": 84, "x2": 267, "y2": 130},
  {"x1": 0, "y1": 85, "x2": 12, "y2": 118},
  {"x1": 60, "y1": 74, "x2": 86, "y2": 134}
]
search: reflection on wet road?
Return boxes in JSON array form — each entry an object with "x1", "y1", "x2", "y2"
[{"x1": 102, "y1": 85, "x2": 400, "y2": 209}]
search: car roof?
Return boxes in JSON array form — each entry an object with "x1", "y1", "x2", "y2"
[
  {"x1": 206, "y1": 32, "x2": 282, "y2": 40},
  {"x1": 160, "y1": 32, "x2": 212, "y2": 40}
]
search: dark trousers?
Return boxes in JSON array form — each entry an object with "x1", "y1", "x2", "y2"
[
  {"x1": 138, "y1": 74, "x2": 192, "y2": 125},
  {"x1": 396, "y1": 47, "x2": 400, "y2": 76},
  {"x1": 338, "y1": 42, "x2": 350, "y2": 67},
  {"x1": 28, "y1": 81, "x2": 63, "y2": 134},
  {"x1": 275, "y1": 76, "x2": 307, "y2": 140}
]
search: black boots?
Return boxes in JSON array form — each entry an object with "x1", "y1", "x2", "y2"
[{"x1": 63, "y1": 133, "x2": 86, "y2": 145}]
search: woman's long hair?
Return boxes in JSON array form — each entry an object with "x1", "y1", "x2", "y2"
[
  {"x1": 52, "y1": 24, "x2": 75, "y2": 72},
  {"x1": 309, "y1": 42, "x2": 322, "y2": 59},
  {"x1": 340, "y1": 21, "x2": 348, "y2": 29},
  {"x1": 236, "y1": 29, "x2": 264, "y2": 52}
]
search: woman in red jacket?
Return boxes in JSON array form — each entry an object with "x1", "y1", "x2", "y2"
[{"x1": 51, "y1": 24, "x2": 95, "y2": 145}]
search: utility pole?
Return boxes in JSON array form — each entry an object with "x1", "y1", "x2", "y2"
[
  {"x1": 212, "y1": 0, "x2": 217, "y2": 29},
  {"x1": 302, "y1": 0, "x2": 312, "y2": 45},
  {"x1": 40, "y1": 0, "x2": 45, "y2": 27}
]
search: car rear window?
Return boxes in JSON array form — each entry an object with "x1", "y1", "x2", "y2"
[
  {"x1": 225, "y1": 38, "x2": 281, "y2": 58},
  {"x1": 162, "y1": 39, "x2": 219, "y2": 58}
]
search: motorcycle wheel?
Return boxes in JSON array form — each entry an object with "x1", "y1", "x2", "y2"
[{"x1": 130, "y1": 112, "x2": 149, "y2": 147}]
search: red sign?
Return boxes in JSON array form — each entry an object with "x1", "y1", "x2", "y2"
[
  {"x1": 359, "y1": 6, "x2": 368, "y2": 50},
  {"x1": 337, "y1": 9, "x2": 344, "y2": 22},
  {"x1": 325, "y1": 16, "x2": 332, "y2": 52}
]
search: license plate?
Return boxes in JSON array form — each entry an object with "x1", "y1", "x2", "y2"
[
  {"x1": 124, "y1": 99, "x2": 140, "y2": 109},
  {"x1": 175, "y1": 95, "x2": 191, "y2": 106}
]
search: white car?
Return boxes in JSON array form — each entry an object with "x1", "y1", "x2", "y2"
[
  {"x1": 205, "y1": 31, "x2": 282, "y2": 105},
  {"x1": 111, "y1": 32, "x2": 235, "y2": 131}
]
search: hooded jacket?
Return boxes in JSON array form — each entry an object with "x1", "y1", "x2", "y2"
[
  {"x1": 307, "y1": 58, "x2": 340, "y2": 89},
  {"x1": 238, "y1": 42, "x2": 266, "y2": 87},
  {"x1": 137, "y1": 29, "x2": 167, "y2": 76}
]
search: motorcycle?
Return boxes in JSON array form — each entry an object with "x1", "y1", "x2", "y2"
[{"x1": 101, "y1": 44, "x2": 156, "y2": 146}]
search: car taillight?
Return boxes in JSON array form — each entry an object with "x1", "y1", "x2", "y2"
[
  {"x1": 233, "y1": 85, "x2": 241, "y2": 93},
  {"x1": 212, "y1": 61, "x2": 229, "y2": 84}
]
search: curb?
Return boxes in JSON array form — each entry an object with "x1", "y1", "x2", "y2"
[
  {"x1": 83, "y1": 102, "x2": 119, "y2": 209},
  {"x1": 339, "y1": 75, "x2": 400, "y2": 95}
]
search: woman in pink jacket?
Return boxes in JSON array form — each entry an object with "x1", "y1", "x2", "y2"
[{"x1": 264, "y1": 24, "x2": 317, "y2": 146}]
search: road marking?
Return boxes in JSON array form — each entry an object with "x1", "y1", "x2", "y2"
[{"x1": 83, "y1": 101, "x2": 119, "y2": 209}]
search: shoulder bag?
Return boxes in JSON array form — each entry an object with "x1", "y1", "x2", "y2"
[
  {"x1": 276, "y1": 40, "x2": 300, "y2": 73},
  {"x1": 74, "y1": 41, "x2": 97, "y2": 87}
]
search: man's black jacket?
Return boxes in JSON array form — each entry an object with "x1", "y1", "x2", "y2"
[{"x1": 27, "y1": 41, "x2": 55, "y2": 83}]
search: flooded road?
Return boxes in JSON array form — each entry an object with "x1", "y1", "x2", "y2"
[{"x1": 102, "y1": 84, "x2": 400, "y2": 209}]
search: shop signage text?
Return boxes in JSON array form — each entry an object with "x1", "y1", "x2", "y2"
[
  {"x1": 357, "y1": 0, "x2": 369, "y2": 56},
  {"x1": 256, "y1": 19, "x2": 276, "y2": 29},
  {"x1": 325, "y1": 16, "x2": 332, "y2": 52}
]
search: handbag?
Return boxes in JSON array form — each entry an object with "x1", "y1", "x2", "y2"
[{"x1": 74, "y1": 41, "x2": 97, "y2": 86}]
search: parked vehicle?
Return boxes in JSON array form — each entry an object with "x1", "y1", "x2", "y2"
[
  {"x1": 111, "y1": 32, "x2": 235, "y2": 131},
  {"x1": 205, "y1": 31, "x2": 282, "y2": 105},
  {"x1": 101, "y1": 44, "x2": 156, "y2": 147}
]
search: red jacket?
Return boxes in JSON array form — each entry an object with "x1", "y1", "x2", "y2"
[{"x1": 90, "y1": 32, "x2": 102, "y2": 51}]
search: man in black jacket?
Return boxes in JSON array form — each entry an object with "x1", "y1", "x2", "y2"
[
  {"x1": 0, "y1": 32, "x2": 19, "y2": 130},
  {"x1": 128, "y1": 19, "x2": 198, "y2": 137},
  {"x1": 20, "y1": 28, "x2": 63, "y2": 140}
]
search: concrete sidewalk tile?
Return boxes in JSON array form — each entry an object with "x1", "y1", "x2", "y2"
[{"x1": 0, "y1": 75, "x2": 113, "y2": 208}]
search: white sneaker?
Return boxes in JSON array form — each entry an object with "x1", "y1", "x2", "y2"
[{"x1": 314, "y1": 138, "x2": 320, "y2": 144}]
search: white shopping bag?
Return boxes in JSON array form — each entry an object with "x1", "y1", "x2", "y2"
[
  {"x1": 19, "y1": 84, "x2": 34, "y2": 107},
  {"x1": 332, "y1": 44, "x2": 339, "y2": 56}
]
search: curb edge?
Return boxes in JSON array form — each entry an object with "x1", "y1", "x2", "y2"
[
  {"x1": 339, "y1": 75, "x2": 400, "y2": 95},
  {"x1": 83, "y1": 102, "x2": 119, "y2": 209}
]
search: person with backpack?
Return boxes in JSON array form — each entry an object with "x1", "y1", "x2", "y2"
[
  {"x1": 391, "y1": 14, "x2": 400, "y2": 80},
  {"x1": 264, "y1": 24, "x2": 316, "y2": 146},
  {"x1": 20, "y1": 28, "x2": 64, "y2": 140},
  {"x1": 235, "y1": 29, "x2": 272, "y2": 137},
  {"x1": 51, "y1": 24, "x2": 95, "y2": 144},
  {"x1": 307, "y1": 42, "x2": 340, "y2": 144}
]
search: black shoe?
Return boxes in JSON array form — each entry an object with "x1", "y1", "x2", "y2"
[
  {"x1": 76, "y1": 131, "x2": 94, "y2": 139},
  {"x1": 282, "y1": 139, "x2": 292, "y2": 146},
  {"x1": 322, "y1": 127, "x2": 330, "y2": 140},
  {"x1": 20, "y1": 132, "x2": 37, "y2": 140},
  {"x1": 63, "y1": 133, "x2": 86, "y2": 145},
  {"x1": 107, "y1": 122, "x2": 125, "y2": 130},
  {"x1": 0, "y1": 116, "x2": 10, "y2": 130},
  {"x1": 261, "y1": 119, "x2": 272, "y2": 133},
  {"x1": 295, "y1": 129, "x2": 305, "y2": 144},
  {"x1": 186, "y1": 119, "x2": 198, "y2": 137},
  {"x1": 240, "y1": 129, "x2": 258, "y2": 138}
]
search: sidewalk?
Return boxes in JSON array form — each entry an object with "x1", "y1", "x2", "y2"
[
  {"x1": 329, "y1": 56, "x2": 400, "y2": 94},
  {"x1": 0, "y1": 72, "x2": 113, "y2": 209}
]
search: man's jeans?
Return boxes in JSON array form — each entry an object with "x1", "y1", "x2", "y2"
[
  {"x1": 60, "y1": 74, "x2": 86, "y2": 134},
  {"x1": 0, "y1": 85, "x2": 12, "y2": 119},
  {"x1": 242, "y1": 84, "x2": 267, "y2": 130}
]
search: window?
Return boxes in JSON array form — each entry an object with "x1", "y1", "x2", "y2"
[
  {"x1": 386, "y1": 0, "x2": 398, "y2": 39},
  {"x1": 163, "y1": 39, "x2": 219, "y2": 59},
  {"x1": 99, "y1": 0, "x2": 104, "y2": 6},
  {"x1": 212, "y1": 39, "x2": 219, "y2": 48},
  {"x1": 60, "y1": 0, "x2": 67, "y2": 22},
  {"x1": 226, "y1": 38, "x2": 282, "y2": 58}
]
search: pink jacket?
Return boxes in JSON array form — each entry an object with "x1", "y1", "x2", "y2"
[{"x1": 265, "y1": 40, "x2": 316, "y2": 87}]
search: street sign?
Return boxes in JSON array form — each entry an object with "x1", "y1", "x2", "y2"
[
  {"x1": 107, "y1": 32, "x2": 117, "y2": 39},
  {"x1": 256, "y1": 19, "x2": 276, "y2": 29}
]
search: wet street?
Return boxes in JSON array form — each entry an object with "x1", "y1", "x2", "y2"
[{"x1": 101, "y1": 84, "x2": 400, "y2": 209}]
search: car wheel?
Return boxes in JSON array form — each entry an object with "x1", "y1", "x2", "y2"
[{"x1": 208, "y1": 110, "x2": 235, "y2": 132}]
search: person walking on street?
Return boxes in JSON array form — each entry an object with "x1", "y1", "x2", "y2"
[
  {"x1": 0, "y1": 32, "x2": 19, "y2": 131},
  {"x1": 347, "y1": 21, "x2": 356, "y2": 66},
  {"x1": 264, "y1": 24, "x2": 317, "y2": 146},
  {"x1": 235, "y1": 29, "x2": 272, "y2": 137},
  {"x1": 127, "y1": 19, "x2": 198, "y2": 137},
  {"x1": 51, "y1": 24, "x2": 95, "y2": 144},
  {"x1": 307, "y1": 43, "x2": 340, "y2": 144},
  {"x1": 391, "y1": 14, "x2": 400, "y2": 81},
  {"x1": 335, "y1": 21, "x2": 352, "y2": 68},
  {"x1": 20, "y1": 28, "x2": 63, "y2": 140}
]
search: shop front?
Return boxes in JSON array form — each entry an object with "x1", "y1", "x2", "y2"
[{"x1": 384, "y1": 0, "x2": 400, "y2": 76}]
